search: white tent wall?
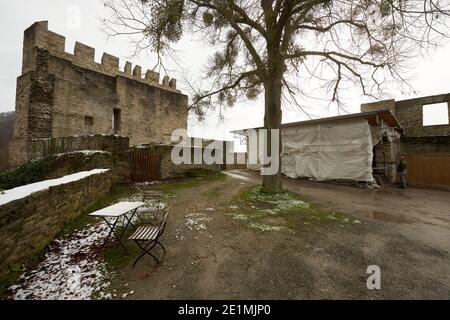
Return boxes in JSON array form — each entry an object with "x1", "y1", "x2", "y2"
[{"x1": 281, "y1": 118, "x2": 374, "y2": 182}]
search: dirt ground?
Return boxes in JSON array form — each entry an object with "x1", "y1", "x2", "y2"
[{"x1": 109, "y1": 170, "x2": 450, "y2": 299}]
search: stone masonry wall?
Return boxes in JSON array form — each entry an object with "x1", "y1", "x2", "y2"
[
  {"x1": 401, "y1": 136, "x2": 450, "y2": 154},
  {"x1": 0, "y1": 170, "x2": 112, "y2": 272},
  {"x1": 10, "y1": 21, "x2": 188, "y2": 168},
  {"x1": 30, "y1": 135, "x2": 129, "y2": 159},
  {"x1": 137, "y1": 145, "x2": 222, "y2": 180},
  {"x1": 361, "y1": 94, "x2": 450, "y2": 155}
]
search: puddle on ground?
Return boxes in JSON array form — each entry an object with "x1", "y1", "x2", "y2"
[{"x1": 372, "y1": 211, "x2": 411, "y2": 224}]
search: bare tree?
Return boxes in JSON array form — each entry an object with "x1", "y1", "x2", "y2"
[{"x1": 103, "y1": 0, "x2": 450, "y2": 192}]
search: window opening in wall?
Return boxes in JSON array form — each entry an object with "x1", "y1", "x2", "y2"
[
  {"x1": 113, "y1": 108, "x2": 121, "y2": 133},
  {"x1": 84, "y1": 116, "x2": 94, "y2": 134},
  {"x1": 422, "y1": 102, "x2": 449, "y2": 126},
  {"x1": 84, "y1": 116, "x2": 94, "y2": 127}
]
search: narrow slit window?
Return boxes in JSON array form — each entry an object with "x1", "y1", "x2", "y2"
[
  {"x1": 113, "y1": 108, "x2": 121, "y2": 133},
  {"x1": 423, "y1": 102, "x2": 449, "y2": 126},
  {"x1": 84, "y1": 116, "x2": 94, "y2": 134}
]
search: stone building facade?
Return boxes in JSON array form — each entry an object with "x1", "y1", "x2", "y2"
[
  {"x1": 9, "y1": 21, "x2": 188, "y2": 168},
  {"x1": 361, "y1": 94, "x2": 450, "y2": 154}
]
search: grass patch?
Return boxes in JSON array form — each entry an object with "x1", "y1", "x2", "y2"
[
  {"x1": 157, "y1": 171, "x2": 225, "y2": 195},
  {"x1": 227, "y1": 186, "x2": 358, "y2": 232},
  {"x1": 183, "y1": 168, "x2": 219, "y2": 178},
  {"x1": 204, "y1": 185, "x2": 222, "y2": 198},
  {"x1": 102, "y1": 238, "x2": 141, "y2": 271}
]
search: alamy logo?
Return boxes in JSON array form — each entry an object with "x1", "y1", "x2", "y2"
[
  {"x1": 170, "y1": 128, "x2": 280, "y2": 176},
  {"x1": 366, "y1": 265, "x2": 381, "y2": 290},
  {"x1": 66, "y1": 5, "x2": 81, "y2": 30}
]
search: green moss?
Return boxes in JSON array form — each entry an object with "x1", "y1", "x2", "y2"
[
  {"x1": 0, "y1": 158, "x2": 50, "y2": 190},
  {"x1": 0, "y1": 252, "x2": 43, "y2": 299},
  {"x1": 0, "y1": 152, "x2": 111, "y2": 190}
]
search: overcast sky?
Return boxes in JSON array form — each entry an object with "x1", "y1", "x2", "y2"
[{"x1": 1, "y1": 0, "x2": 449, "y2": 148}]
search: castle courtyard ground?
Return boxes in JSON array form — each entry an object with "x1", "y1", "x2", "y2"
[
  {"x1": 6, "y1": 170, "x2": 450, "y2": 299},
  {"x1": 107, "y1": 170, "x2": 450, "y2": 299}
]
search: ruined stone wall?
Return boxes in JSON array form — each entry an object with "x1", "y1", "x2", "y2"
[
  {"x1": 0, "y1": 170, "x2": 112, "y2": 271},
  {"x1": 30, "y1": 134, "x2": 129, "y2": 159},
  {"x1": 30, "y1": 134, "x2": 131, "y2": 182},
  {"x1": 361, "y1": 99, "x2": 396, "y2": 115},
  {"x1": 361, "y1": 94, "x2": 450, "y2": 155},
  {"x1": 10, "y1": 21, "x2": 188, "y2": 168}
]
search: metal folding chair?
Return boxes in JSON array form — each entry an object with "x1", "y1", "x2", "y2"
[
  {"x1": 129, "y1": 204, "x2": 171, "y2": 267},
  {"x1": 136, "y1": 190, "x2": 163, "y2": 225}
]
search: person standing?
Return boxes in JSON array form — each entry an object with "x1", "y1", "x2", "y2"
[{"x1": 397, "y1": 156, "x2": 407, "y2": 189}]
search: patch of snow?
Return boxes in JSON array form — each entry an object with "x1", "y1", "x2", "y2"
[
  {"x1": 0, "y1": 169, "x2": 110, "y2": 206},
  {"x1": 133, "y1": 181, "x2": 162, "y2": 186},
  {"x1": 10, "y1": 222, "x2": 112, "y2": 300},
  {"x1": 54, "y1": 150, "x2": 110, "y2": 157},
  {"x1": 185, "y1": 212, "x2": 212, "y2": 231},
  {"x1": 222, "y1": 171, "x2": 252, "y2": 182},
  {"x1": 229, "y1": 213, "x2": 249, "y2": 221},
  {"x1": 249, "y1": 223, "x2": 287, "y2": 232}
]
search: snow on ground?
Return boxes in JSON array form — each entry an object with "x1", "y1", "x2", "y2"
[
  {"x1": 8, "y1": 192, "x2": 169, "y2": 300},
  {"x1": 222, "y1": 171, "x2": 253, "y2": 182},
  {"x1": 185, "y1": 213, "x2": 212, "y2": 231},
  {"x1": 9, "y1": 222, "x2": 112, "y2": 300},
  {"x1": 0, "y1": 169, "x2": 110, "y2": 206}
]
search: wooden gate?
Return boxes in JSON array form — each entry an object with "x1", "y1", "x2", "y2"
[
  {"x1": 402, "y1": 154, "x2": 450, "y2": 189},
  {"x1": 130, "y1": 149, "x2": 162, "y2": 182}
]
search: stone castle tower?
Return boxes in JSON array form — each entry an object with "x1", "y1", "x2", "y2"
[{"x1": 9, "y1": 21, "x2": 188, "y2": 168}]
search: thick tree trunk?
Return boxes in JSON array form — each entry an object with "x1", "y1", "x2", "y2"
[{"x1": 261, "y1": 76, "x2": 283, "y2": 193}]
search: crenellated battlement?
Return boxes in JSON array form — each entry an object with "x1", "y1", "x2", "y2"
[
  {"x1": 22, "y1": 21, "x2": 177, "y2": 91},
  {"x1": 11, "y1": 21, "x2": 188, "y2": 169}
]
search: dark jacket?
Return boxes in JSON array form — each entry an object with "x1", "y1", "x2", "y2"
[{"x1": 397, "y1": 159, "x2": 407, "y2": 173}]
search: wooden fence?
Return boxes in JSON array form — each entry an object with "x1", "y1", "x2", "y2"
[
  {"x1": 402, "y1": 154, "x2": 450, "y2": 189},
  {"x1": 130, "y1": 148, "x2": 162, "y2": 182}
]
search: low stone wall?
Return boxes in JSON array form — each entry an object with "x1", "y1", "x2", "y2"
[
  {"x1": 0, "y1": 170, "x2": 112, "y2": 272},
  {"x1": 159, "y1": 146, "x2": 223, "y2": 179}
]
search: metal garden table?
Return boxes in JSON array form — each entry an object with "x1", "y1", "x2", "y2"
[{"x1": 89, "y1": 201, "x2": 145, "y2": 253}]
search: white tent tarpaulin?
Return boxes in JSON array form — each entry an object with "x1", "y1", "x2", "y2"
[{"x1": 281, "y1": 118, "x2": 374, "y2": 182}]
